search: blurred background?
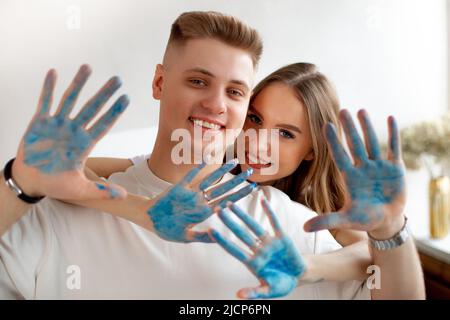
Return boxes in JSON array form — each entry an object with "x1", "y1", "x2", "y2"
[{"x1": 0, "y1": 0, "x2": 449, "y2": 299}]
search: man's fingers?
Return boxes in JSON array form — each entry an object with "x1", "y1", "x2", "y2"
[
  {"x1": 218, "y1": 209, "x2": 258, "y2": 249},
  {"x1": 74, "y1": 76, "x2": 123, "y2": 127},
  {"x1": 303, "y1": 212, "x2": 350, "y2": 232},
  {"x1": 199, "y1": 159, "x2": 239, "y2": 191},
  {"x1": 208, "y1": 168, "x2": 253, "y2": 199},
  {"x1": 237, "y1": 286, "x2": 270, "y2": 300},
  {"x1": 88, "y1": 94, "x2": 129, "y2": 140},
  {"x1": 228, "y1": 202, "x2": 266, "y2": 238},
  {"x1": 37, "y1": 69, "x2": 57, "y2": 116},
  {"x1": 210, "y1": 229, "x2": 249, "y2": 263},
  {"x1": 325, "y1": 123, "x2": 353, "y2": 171},
  {"x1": 340, "y1": 110, "x2": 368, "y2": 165},
  {"x1": 357, "y1": 109, "x2": 382, "y2": 160},
  {"x1": 261, "y1": 198, "x2": 283, "y2": 236},
  {"x1": 55, "y1": 64, "x2": 92, "y2": 118}
]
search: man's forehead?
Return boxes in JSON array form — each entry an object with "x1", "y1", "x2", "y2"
[{"x1": 167, "y1": 38, "x2": 255, "y2": 87}]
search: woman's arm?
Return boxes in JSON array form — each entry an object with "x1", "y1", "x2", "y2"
[
  {"x1": 86, "y1": 157, "x2": 133, "y2": 178},
  {"x1": 70, "y1": 166, "x2": 155, "y2": 231}
]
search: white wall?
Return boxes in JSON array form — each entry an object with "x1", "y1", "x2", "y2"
[{"x1": 0, "y1": 0, "x2": 448, "y2": 165}]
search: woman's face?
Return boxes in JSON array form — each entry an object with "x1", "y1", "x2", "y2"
[{"x1": 239, "y1": 82, "x2": 314, "y2": 184}]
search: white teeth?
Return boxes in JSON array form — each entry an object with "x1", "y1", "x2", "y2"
[
  {"x1": 191, "y1": 118, "x2": 221, "y2": 130},
  {"x1": 247, "y1": 152, "x2": 270, "y2": 165}
]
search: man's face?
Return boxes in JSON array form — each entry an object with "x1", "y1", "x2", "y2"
[{"x1": 153, "y1": 38, "x2": 255, "y2": 161}]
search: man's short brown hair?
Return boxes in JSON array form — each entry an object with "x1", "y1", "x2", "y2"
[{"x1": 166, "y1": 11, "x2": 263, "y2": 68}]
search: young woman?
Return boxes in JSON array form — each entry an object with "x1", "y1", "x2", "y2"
[{"x1": 80, "y1": 62, "x2": 372, "y2": 282}]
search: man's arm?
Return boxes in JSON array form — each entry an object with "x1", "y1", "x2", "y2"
[
  {"x1": 302, "y1": 240, "x2": 372, "y2": 283},
  {"x1": 0, "y1": 170, "x2": 32, "y2": 236}
]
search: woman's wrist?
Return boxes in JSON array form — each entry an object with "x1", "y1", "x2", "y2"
[{"x1": 368, "y1": 214, "x2": 406, "y2": 240}]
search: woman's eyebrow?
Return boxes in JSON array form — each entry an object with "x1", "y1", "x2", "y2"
[
  {"x1": 276, "y1": 123, "x2": 302, "y2": 134},
  {"x1": 248, "y1": 105, "x2": 264, "y2": 120}
]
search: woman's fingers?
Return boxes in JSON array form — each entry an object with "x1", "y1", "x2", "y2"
[
  {"x1": 387, "y1": 115, "x2": 401, "y2": 162},
  {"x1": 198, "y1": 159, "x2": 239, "y2": 191},
  {"x1": 212, "y1": 182, "x2": 257, "y2": 209},
  {"x1": 325, "y1": 123, "x2": 353, "y2": 171},
  {"x1": 357, "y1": 109, "x2": 382, "y2": 160},
  {"x1": 207, "y1": 168, "x2": 253, "y2": 199},
  {"x1": 340, "y1": 109, "x2": 368, "y2": 165},
  {"x1": 303, "y1": 212, "x2": 350, "y2": 232}
]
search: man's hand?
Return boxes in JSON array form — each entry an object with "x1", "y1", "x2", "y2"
[
  {"x1": 147, "y1": 160, "x2": 257, "y2": 243},
  {"x1": 12, "y1": 65, "x2": 129, "y2": 201},
  {"x1": 210, "y1": 199, "x2": 306, "y2": 299},
  {"x1": 304, "y1": 109, "x2": 406, "y2": 238}
]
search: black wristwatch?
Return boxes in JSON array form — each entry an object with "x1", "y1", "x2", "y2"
[{"x1": 3, "y1": 158, "x2": 45, "y2": 204}]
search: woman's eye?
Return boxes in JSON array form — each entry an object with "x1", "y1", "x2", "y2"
[
  {"x1": 280, "y1": 129, "x2": 295, "y2": 139},
  {"x1": 189, "y1": 79, "x2": 206, "y2": 87},
  {"x1": 247, "y1": 114, "x2": 262, "y2": 125}
]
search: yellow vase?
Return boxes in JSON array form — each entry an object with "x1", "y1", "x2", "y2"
[{"x1": 429, "y1": 175, "x2": 450, "y2": 239}]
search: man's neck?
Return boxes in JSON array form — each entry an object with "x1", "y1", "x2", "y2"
[{"x1": 148, "y1": 136, "x2": 223, "y2": 185}]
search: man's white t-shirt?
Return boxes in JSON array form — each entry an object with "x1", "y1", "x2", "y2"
[{"x1": 0, "y1": 155, "x2": 370, "y2": 299}]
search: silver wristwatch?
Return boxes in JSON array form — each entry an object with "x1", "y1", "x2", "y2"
[{"x1": 368, "y1": 217, "x2": 409, "y2": 250}]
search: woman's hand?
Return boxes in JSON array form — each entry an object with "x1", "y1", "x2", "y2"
[
  {"x1": 304, "y1": 109, "x2": 406, "y2": 238},
  {"x1": 147, "y1": 160, "x2": 257, "y2": 243},
  {"x1": 210, "y1": 199, "x2": 305, "y2": 299}
]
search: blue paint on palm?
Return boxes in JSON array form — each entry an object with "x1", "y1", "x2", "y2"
[
  {"x1": 147, "y1": 162, "x2": 257, "y2": 243},
  {"x1": 22, "y1": 67, "x2": 128, "y2": 177},
  {"x1": 148, "y1": 184, "x2": 212, "y2": 243},
  {"x1": 344, "y1": 161, "x2": 404, "y2": 224},
  {"x1": 248, "y1": 236, "x2": 305, "y2": 299},
  {"x1": 306, "y1": 111, "x2": 406, "y2": 232},
  {"x1": 212, "y1": 200, "x2": 305, "y2": 299},
  {"x1": 24, "y1": 117, "x2": 92, "y2": 173}
]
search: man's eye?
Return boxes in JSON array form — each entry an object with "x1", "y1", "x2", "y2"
[
  {"x1": 280, "y1": 129, "x2": 295, "y2": 139},
  {"x1": 228, "y1": 89, "x2": 244, "y2": 97},
  {"x1": 189, "y1": 79, "x2": 206, "y2": 87},
  {"x1": 247, "y1": 114, "x2": 262, "y2": 125}
]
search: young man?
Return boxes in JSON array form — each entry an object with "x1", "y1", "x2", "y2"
[{"x1": 0, "y1": 11, "x2": 424, "y2": 299}]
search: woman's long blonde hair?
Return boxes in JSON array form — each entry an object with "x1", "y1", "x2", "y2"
[{"x1": 251, "y1": 63, "x2": 346, "y2": 214}]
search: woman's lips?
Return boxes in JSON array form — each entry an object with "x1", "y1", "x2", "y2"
[{"x1": 245, "y1": 152, "x2": 271, "y2": 169}]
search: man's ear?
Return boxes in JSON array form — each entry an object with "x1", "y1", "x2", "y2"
[
  {"x1": 152, "y1": 64, "x2": 164, "y2": 100},
  {"x1": 304, "y1": 150, "x2": 314, "y2": 161}
]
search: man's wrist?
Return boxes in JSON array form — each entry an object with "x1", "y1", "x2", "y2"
[{"x1": 11, "y1": 159, "x2": 45, "y2": 198}]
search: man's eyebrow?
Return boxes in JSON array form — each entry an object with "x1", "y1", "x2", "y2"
[{"x1": 184, "y1": 67, "x2": 250, "y2": 91}]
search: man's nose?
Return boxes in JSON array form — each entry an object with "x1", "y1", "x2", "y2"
[{"x1": 200, "y1": 90, "x2": 226, "y2": 114}]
